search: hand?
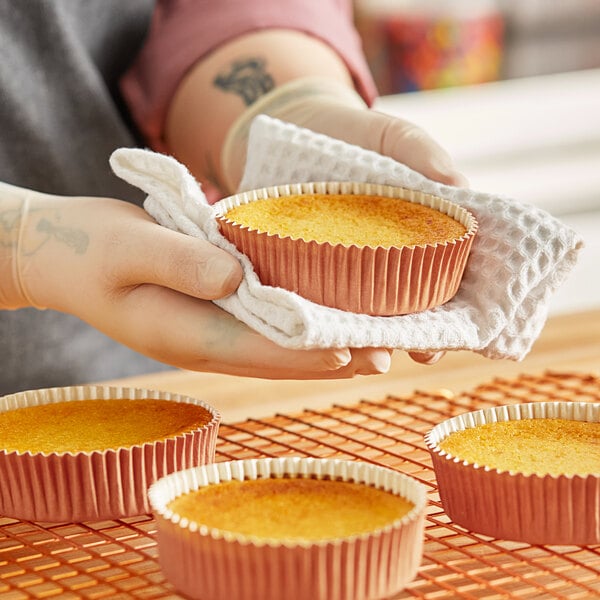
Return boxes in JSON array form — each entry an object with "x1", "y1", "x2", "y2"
[
  {"x1": 221, "y1": 77, "x2": 468, "y2": 193},
  {"x1": 164, "y1": 31, "x2": 464, "y2": 367},
  {"x1": 1, "y1": 185, "x2": 391, "y2": 378},
  {"x1": 222, "y1": 78, "x2": 466, "y2": 365}
]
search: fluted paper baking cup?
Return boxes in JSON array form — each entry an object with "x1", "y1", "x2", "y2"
[
  {"x1": 214, "y1": 181, "x2": 477, "y2": 316},
  {"x1": 148, "y1": 457, "x2": 427, "y2": 600},
  {"x1": 0, "y1": 386, "x2": 220, "y2": 522},
  {"x1": 425, "y1": 401, "x2": 600, "y2": 545}
]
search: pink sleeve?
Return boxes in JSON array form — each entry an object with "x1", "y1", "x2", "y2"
[{"x1": 121, "y1": 0, "x2": 378, "y2": 151}]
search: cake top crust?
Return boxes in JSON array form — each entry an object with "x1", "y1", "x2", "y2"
[
  {"x1": 0, "y1": 399, "x2": 213, "y2": 454},
  {"x1": 224, "y1": 193, "x2": 467, "y2": 248},
  {"x1": 168, "y1": 476, "x2": 414, "y2": 541},
  {"x1": 438, "y1": 418, "x2": 600, "y2": 476}
]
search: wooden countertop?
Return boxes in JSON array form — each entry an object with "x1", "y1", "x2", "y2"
[{"x1": 104, "y1": 308, "x2": 600, "y2": 423}]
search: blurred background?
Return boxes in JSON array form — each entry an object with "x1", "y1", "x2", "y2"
[
  {"x1": 354, "y1": 0, "x2": 600, "y2": 93},
  {"x1": 353, "y1": 0, "x2": 600, "y2": 315}
]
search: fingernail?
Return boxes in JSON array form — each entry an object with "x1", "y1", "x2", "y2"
[
  {"x1": 204, "y1": 256, "x2": 242, "y2": 297},
  {"x1": 430, "y1": 156, "x2": 469, "y2": 188},
  {"x1": 410, "y1": 351, "x2": 445, "y2": 365},
  {"x1": 374, "y1": 351, "x2": 392, "y2": 373},
  {"x1": 448, "y1": 170, "x2": 470, "y2": 188},
  {"x1": 331, "y1": 348, "x2": 352, "y2": 368},
  {"x1": 424, "y1": 351, "x2": 445, "y2": 365},
  {"x1": 357, "y1": 351, "x2": 391, "y2": 375}
]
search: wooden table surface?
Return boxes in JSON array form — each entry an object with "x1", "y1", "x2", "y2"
[{"x1": 105, "y1": 307, "x2": 600, "y2": 423}]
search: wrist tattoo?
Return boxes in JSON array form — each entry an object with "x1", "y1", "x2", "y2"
[
  {"x1": 36, "y1": 218, "x2": 88, "y2": 255},
  {"x1": 214, "y1": 57, "x2": 274, "y2": 106},
  {"x1": 0, "y1": 208, "x2": 21, "y2": 249},
  {"x1": 0, "y1": 208, "x2": 88, "y2": 256}
]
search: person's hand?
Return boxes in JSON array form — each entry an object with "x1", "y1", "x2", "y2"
[
  {"x1": 221, "y1": 77, "x2": 468, "y2": 195},
  {"x1": 0, "y1": 184, "x2": 391, "y2": 378},
  {"x1": 221, "y1": 77, "x2": 467, "y2": 365},
  {"x1": 164, "y1": 32, "x2": 466, "y2": 367}
]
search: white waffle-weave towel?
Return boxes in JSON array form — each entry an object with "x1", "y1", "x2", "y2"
[{"x1": 110, "y1": 115, "x2": 583, "y2": 361}]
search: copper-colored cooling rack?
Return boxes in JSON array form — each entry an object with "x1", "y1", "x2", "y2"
[{"x1": 1, "y1": 371, "x2": 599, "y2": 599}]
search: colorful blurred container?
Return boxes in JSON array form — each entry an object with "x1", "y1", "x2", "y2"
[{"x1": 355, "y1": 0, "x2": 504, "y2": 94}]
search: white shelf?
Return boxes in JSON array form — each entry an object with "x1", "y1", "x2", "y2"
[
  {"x1": 375, "y1": 69, "x2": 600, "y2": 215},
  {"x1": 546, "y1": 211, "x2": 600, "y2": 316},
  {"x1": 375, "y1": 70, "x2": 600, "y2": 314}
]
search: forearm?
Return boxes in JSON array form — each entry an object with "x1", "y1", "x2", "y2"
[
  {"x1": 164, "y1": 29, "x2": 356, "y2": 193},
  {"x1": 163, "y1": 25, "x2": 466, "y2": 199}
]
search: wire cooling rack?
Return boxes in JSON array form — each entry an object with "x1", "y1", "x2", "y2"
[{"x1": 1, "y1": 371, "x2": 599, "y2": 599}]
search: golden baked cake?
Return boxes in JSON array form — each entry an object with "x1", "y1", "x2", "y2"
[
  {"x1": 224, "y1": 193, "x2": 467, "y2": 248},
  {"x1": 168, "y1": 476, "x2": 414, "y2": 541},
  {"x1": 150, "y1": 457, "x2": 427, "y2": 599},
  {"x1": 0, "y1": 399, "x2": 213, "y2": 454},
  {"x1": 438, "y1": 417, "x2": 600, "y2": 477},
  {"x1": 0, "y1": 386, "x2": 220, "y2": 523},
  {"x1": 427, "y1": 402, "x2": 599, "y2": 545},
  {"x1": 216, "y1": 184, "x2": 477, "y2": 316}
]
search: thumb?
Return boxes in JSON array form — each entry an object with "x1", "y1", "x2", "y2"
[
  {"x1": 369, "y1": 112, "x2": 468, "y2": 187},
  {"x1": 125, "y1": 224, "x2": 243, "y2": 300}
]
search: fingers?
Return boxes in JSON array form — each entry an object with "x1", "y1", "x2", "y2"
[
  {"x1": 97, "y1": 284, "x2": 392, "y2": 379},
  {"x1": 113, "y1": 217, "x2": 243, "y2": 300},
  {"x1": 152, "y1": 229, "x2": 243, "y2": 299},
  {"x1": 194, "y1": 347, "x2": 393, "y2": 380},
  {"x1": 352, "y1": 348, "x2": 392, "y2": 375},
  {"x1": 309, "y1": 105, "x2": 469, "y2": 187}
]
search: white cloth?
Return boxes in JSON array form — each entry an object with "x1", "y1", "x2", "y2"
[{"x1": 110, "y1": 115, "x2": 583, "y2": 361}]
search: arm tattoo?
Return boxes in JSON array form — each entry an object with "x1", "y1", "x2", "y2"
[{"x1": 214, "y1": 57, "x2": 274, "y2": 106}]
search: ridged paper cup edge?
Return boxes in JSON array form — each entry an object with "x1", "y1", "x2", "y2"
[
  {"x1": 214, "y1": 182, "x2": 477, "y2": 316},
  {"x1": 0, "y1": 385, "x2": 220, "y2": 522},
  {"x1": 425, "y1": 401, "x2": 600, "y2": 544},
  {"x1": 149, "y1": 457, "x2": 428, "y2": 600}
]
